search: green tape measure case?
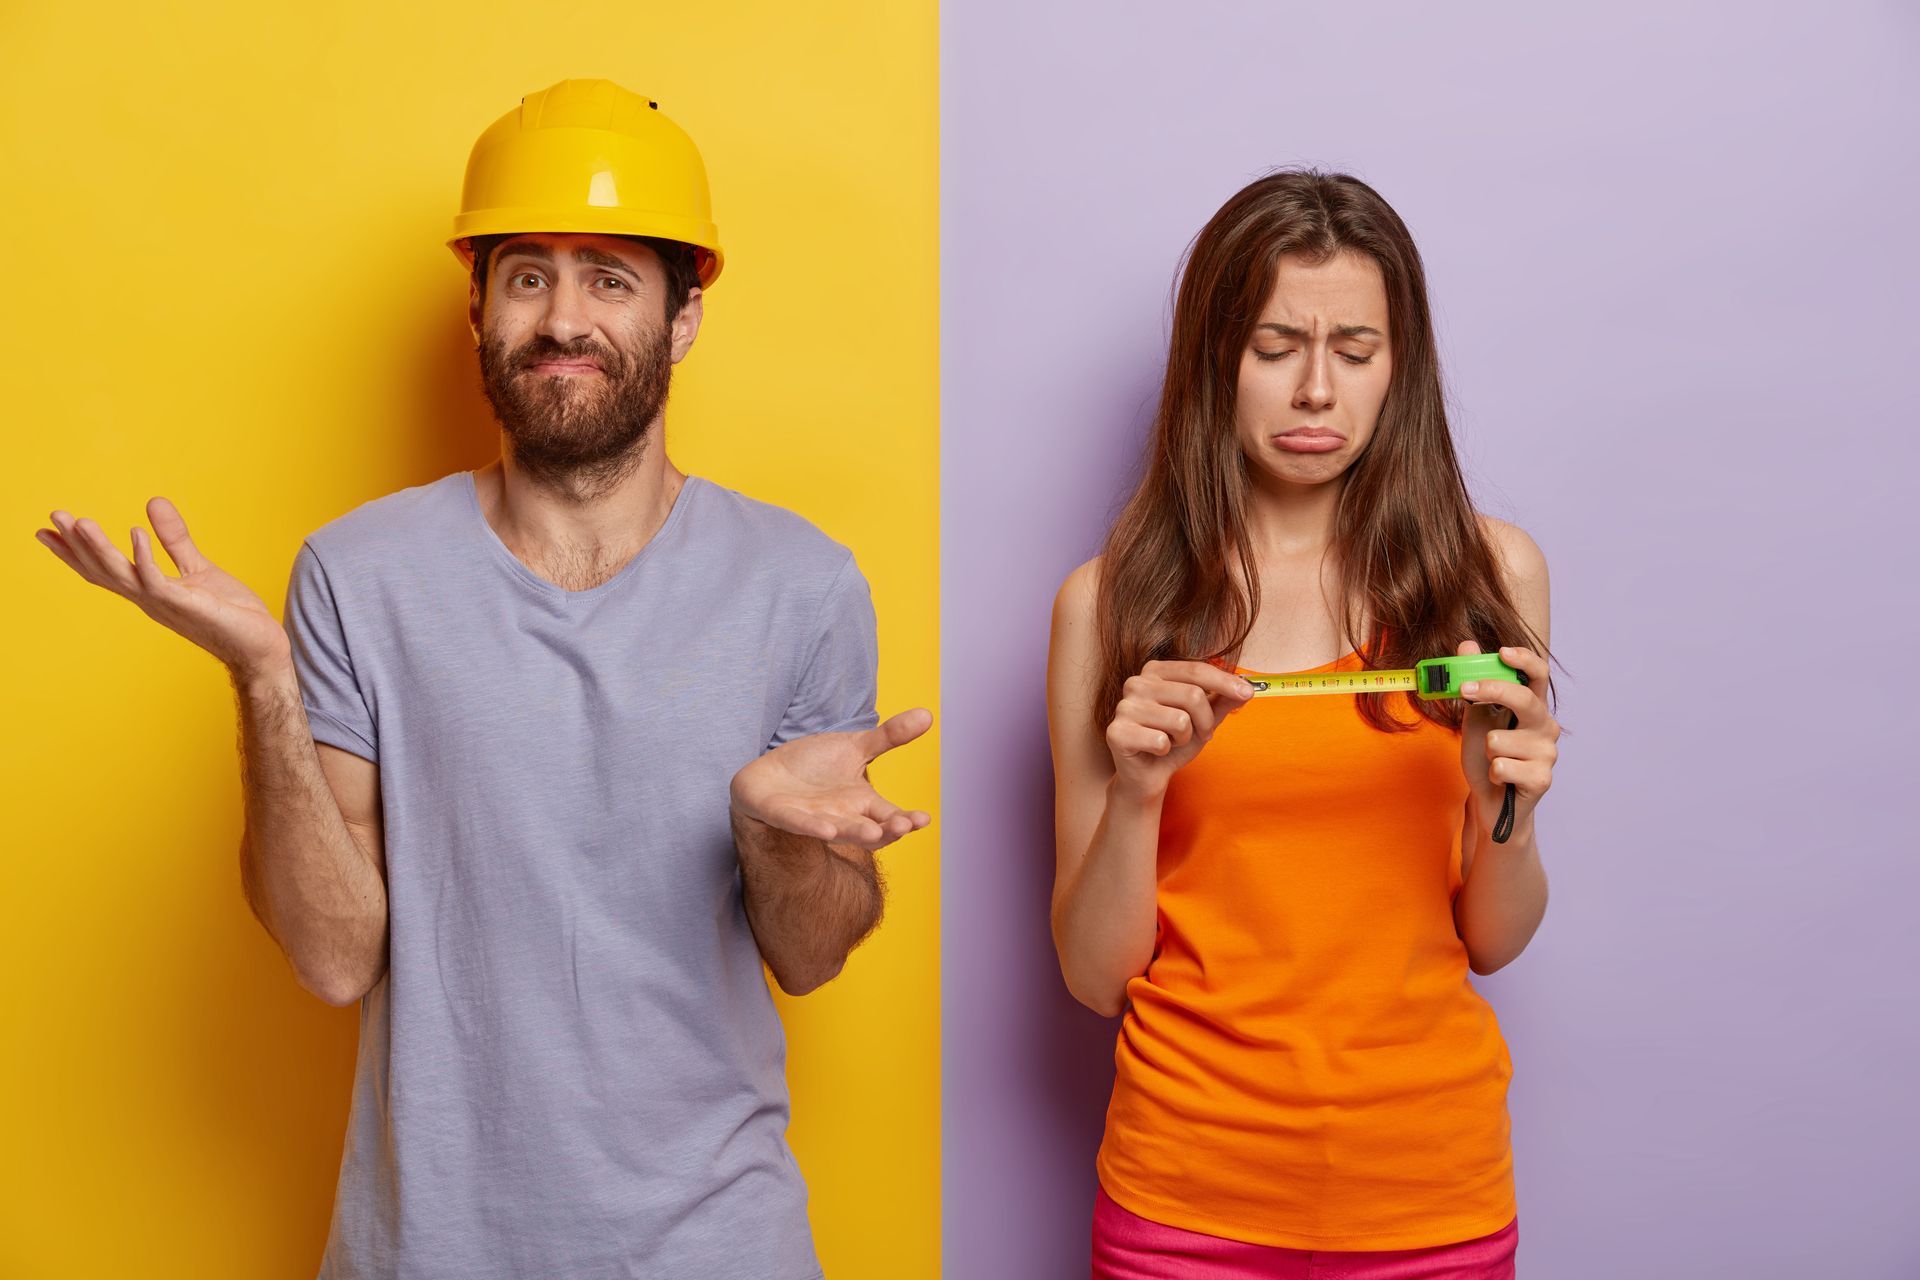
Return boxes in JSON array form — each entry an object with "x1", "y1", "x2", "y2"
[{"x1": 1412, "y1": 653, "x2": 1529, "y2": 700}]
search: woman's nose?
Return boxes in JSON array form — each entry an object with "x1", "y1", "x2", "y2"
[{"x1": 1292, "y1": 348, "x2": 1335, "y2": 411}]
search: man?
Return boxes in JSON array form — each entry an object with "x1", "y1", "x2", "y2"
[{"x1": 34, "y1": 79, "x2": 930, "y2": 1278}]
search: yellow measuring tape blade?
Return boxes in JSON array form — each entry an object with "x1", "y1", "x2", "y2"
[{"x1": 1243, "y1": 668, "x2": 1419, "y2": 698}]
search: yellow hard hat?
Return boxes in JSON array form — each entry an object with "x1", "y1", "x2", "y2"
[{"x1": 449, "y1": 79, "x2": 724, "y2": 287}]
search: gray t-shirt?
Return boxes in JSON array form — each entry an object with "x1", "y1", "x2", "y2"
[{"x1": 281, "y1": 469, "x2": 878, "y2": 1279}]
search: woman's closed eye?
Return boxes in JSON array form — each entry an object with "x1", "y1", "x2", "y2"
[{"x1": 1252, "y1": 349, "x2": 1373, "y2": 365}]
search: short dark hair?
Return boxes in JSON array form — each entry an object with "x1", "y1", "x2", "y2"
[{"x1": 469, "y1": 233, "x2": 701, "y2": 321}]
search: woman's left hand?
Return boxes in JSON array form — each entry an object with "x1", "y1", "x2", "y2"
[{"x1": 1455, "y1": 640, "x2": 1559, "y2": 841}]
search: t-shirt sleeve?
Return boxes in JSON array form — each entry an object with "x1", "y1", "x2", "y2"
[
  {"x1": 768, "y1": 551, "x2": 880, "y2": 748},
  {"x1": 282, "y1": 540, "x2": 379, "y2": 762}
]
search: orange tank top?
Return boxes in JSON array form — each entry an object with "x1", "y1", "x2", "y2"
[{"x1": 1095, "y1": 645, "x2": 1516, "y2": 1251}]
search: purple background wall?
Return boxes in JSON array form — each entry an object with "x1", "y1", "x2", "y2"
[{"x1": 940, "y1": 6, "x2": 1919, "y2": 1277}]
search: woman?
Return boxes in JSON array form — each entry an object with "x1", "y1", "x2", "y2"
[{"x1": 1047, "y1": 169, "x2": 1562, "y2": 1278}]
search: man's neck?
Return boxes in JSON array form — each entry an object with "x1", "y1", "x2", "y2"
[{"x1": 473, "y1": 445, "x2": 687, "y2": 589}]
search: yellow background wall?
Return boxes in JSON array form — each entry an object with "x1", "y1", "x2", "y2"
[{"x1": 0, "y1": 4, "x2": 939, "y2": 1276}]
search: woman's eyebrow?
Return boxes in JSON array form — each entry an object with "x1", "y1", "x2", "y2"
[{"x1": 1255, "y1": 322, "x2": 1384, "y2": 339}]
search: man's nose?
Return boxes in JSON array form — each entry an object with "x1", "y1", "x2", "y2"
[{"x1": 535, "y1": 276, "x2": 593, "y2": 346}]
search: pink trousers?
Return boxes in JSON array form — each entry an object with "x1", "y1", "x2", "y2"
[{"x1": 1091, "y1": 1186, "x2": 1518, "y2": 1280}]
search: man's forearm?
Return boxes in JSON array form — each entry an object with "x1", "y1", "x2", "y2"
[
  {"x1": 233, "y1": 660, "x2": 388, "y2": 1005},
  {"x1": 1453, "y1": 821, "x2": 1548, "y2": 976},
  {"x1": 730, "y1": 809, "x2": 883, "y2": 996}
]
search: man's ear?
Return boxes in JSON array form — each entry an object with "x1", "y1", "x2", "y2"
[
  {"x1": 670, "y1": 286, "x2": 703, "y2": 363},
  {"x1": 468, "y1": 279, "x2": 484, "y2": 348}
]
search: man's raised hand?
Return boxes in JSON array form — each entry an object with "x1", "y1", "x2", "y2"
[
  {"x1": 35, "y1": 497, "x2": 291, "y2": 679},
  {"x1": 729, "y1": 708, "x2": 934, "y2": 851}
]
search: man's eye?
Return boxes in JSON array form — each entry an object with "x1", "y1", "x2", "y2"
[
  {"x1": 597, "y1": 276, "x2": 628, "y2": 290},
  {"x1": 511, "y1": 273, "x2": 544, "y2": 289}
]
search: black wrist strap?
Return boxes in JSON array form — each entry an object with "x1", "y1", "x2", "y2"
[{"x1": 1492, "y1": 707, "x2": 1519, "y2": 843}]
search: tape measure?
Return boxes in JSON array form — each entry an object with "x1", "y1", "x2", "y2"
[
  {"x1": 1237, "y1": 652, "x2": 1530, "y2": 844},
  {"x1": 1239, "y1": 652, "x2": 1524, "y2": 700}
]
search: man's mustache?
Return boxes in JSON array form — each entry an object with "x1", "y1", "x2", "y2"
[{"x1": 511, "y1": 340, "x2": 623, "y2": 376}]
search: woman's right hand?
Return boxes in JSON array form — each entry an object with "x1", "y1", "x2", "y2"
[
  {"x1": 35, "y1": 497, "x2": 292, "y2": 681},
  {"x1": 1106, "y1": 660, "x2": 1257, "y2": 799}
]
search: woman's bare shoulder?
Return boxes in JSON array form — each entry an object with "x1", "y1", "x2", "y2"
[
  {"x1": 1474, "y1": 513, "x2": 1550, "y2": 647},
  {"x1": 1474, "y1": 513, "x2": 1548, "y2": 587},
  {"x1": 1053, "y1": 554, "x2": 1105, "y2": 623}
]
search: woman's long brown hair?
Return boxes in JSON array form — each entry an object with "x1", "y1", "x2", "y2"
[{"x1": 1093, "y1": 168, "x2": 1559, "y2": 735}]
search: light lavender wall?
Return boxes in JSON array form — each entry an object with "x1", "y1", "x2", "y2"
[{"x1": 940, "y1": 5, "x2": 1920, "y2": 1276}]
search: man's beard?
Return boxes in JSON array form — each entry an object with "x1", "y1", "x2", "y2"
[{"x1": 477, "y1": 322, "x2": 674, "y2": 497}]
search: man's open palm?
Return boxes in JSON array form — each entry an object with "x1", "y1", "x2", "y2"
[
  {"x1": 730, "y1": 708, "x2": 933, "y2": 851},
  {"x1": 36, "y1": 496, "x2": 291, "y2": 676}
]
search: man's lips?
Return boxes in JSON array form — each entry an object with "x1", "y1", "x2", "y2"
[{"x1": 527, "y1": 359, "x2": 602, "y2": 375}]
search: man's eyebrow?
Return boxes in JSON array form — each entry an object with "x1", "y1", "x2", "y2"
[
  {"x1": 494, "y1": 240, "x2": 553, "y2": 267},
  {"x1": 1256, "y1": 322, "x2": 1384, "y2": 339},
  {"x1": 572, "y1": 246, "x2": 646, "y2": 276},
  {"x1": 493, "y1": 241, "x2": 646, "y2": 277}
]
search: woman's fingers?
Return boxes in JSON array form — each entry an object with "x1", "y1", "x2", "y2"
[
  {"x1": 1482, "y1": 717, "x2": 1556, "y2": 809},
  {"x1": 1488, "y1": 756, "x2": 1552, "y2": 797},
  {"x1": 1496, "y1": 644, "x2": 1549, "y2": 687},
  {"x1": 1108, "y1": 661, "x2": 1255, "y2": 771},
  {"x1": 1456, "y1": 640, "x2": 1557, "y2": 820},
  {"x1": 1487, "y1": 730, "x2": 1556, "y2": 788},
  {"x1": 1485, "y1": 727, "x2": 1557, "y2": 764},
  {"x1": 1458, "y1": 642, "x2": 1552, "y2": 728},
  {"x1": 1142, "y1": 659, "x2": 1258, "y2": 704},
  {"x1": 1107, "y1": 719, "x2": 1174, "y2": 759},
  {"x1": 1116, "y1": 694, "x2": 1197, "y2": 747},
  {"x1": 1123, "y1": 674, "x2": 1224, "y2": 739},
  {"x1": 1160, "y1": 679, "x2": 1220, "y2": 737},
  {"x1": 1460, "y1": 673, "x2": 1545, "y2": 729}
]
